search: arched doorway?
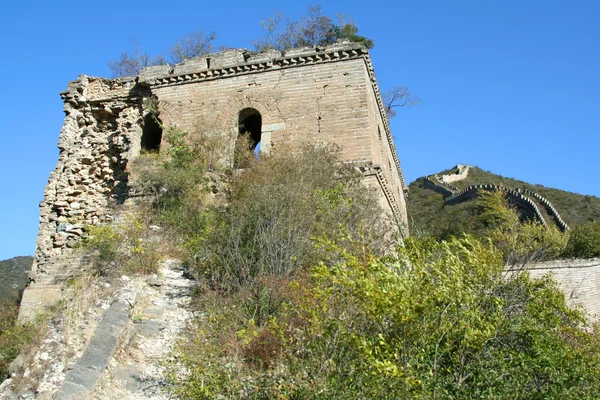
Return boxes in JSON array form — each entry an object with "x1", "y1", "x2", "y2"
[
  {"x1": 234, "y1": 108, "x2": 262, "y2": 168},
  {"x1": 238, "y1": 108, "x2": 262, "y2": 150}
]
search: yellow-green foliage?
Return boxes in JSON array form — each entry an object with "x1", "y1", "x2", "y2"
[
  {"x1": 82, "y1": 217, "x2": 160, "y2": 276},
  {"x1": 171, "y1": 235, "x2": 600, "y2": 399},
  {"x1": 478, "y1": 191, "x2": 569, "y2": 265},
  {"x1": 563, "y1": 221, "x2": 600, "y2": 258}
]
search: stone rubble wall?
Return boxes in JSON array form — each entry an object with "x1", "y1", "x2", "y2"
[
  {"x1": 32, "y1": 76, "x2": 148, "y2": 278},
  {"x1": 20, "y1": 76, "x2": 150, "y2": 320}
]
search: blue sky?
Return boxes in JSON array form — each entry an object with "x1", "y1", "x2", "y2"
[{"x1": 0, "y1": 0, "x2": 598, "y2": 259}]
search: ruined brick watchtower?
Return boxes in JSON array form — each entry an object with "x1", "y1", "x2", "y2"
[{"x1": 20, "y1": 41, "x2": 408, "y2": 319}]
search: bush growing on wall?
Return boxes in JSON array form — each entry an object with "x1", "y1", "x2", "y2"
[
  {"x1": 194, "y1": 143, "x2": 392, "y2": 325},
  {"x1": 81, "y1": 216, "x2": 161, "y2": 276}
]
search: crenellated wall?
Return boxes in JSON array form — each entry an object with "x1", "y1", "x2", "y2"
[
  {"x1": 446, "y1": 184, "x2": 547, "y2": 224},
  {"x1": 518, "y1": 188, "x2": 569, "y2": 231},
  {"x1": 444, "y1": 184, "x2": 569, "y2": 232}
]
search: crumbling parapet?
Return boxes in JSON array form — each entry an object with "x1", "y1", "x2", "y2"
[{"x1": 29, "y1": 76, "x2": 150, "y2": 284}]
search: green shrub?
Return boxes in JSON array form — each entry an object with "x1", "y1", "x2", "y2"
[
  {"x1": 195, "y1": 143, "x2": 391, "y2": 325},
  {"x1": 131, "y1": 128, "x2": 208, "y2": 216},
  {"x1": 81, "y1": 224, "x2": 122, "y2": 276},
  {"x1": 0, "y1": 301, "x2": 37, "y2": 380},
  {"x1": 81, "y1": 217, "x2": 160, "y2": 276},
  {"x1": 563, "y1": 221, "x2": 600, "y2": 258},
  {"x1": 478, "y1": 191, "x2": 569, "y2": 265},
  {"x1": 171, "y1": 235, "x2": 600, "y2": 399}
]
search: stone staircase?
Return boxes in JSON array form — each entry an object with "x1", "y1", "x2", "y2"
[{"x1": 54, "y1": 259, "x2": 194, "y2": 399}]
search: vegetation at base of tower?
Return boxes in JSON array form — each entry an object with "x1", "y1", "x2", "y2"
[
  {"x1": 169, "y1": 234, "x2": 600, "y2": 399},
  {"x1": 195, "y1": 143, "x2": 391, "y2": 326},
  {"x1": 80, "y1": 216, "x2": 161, "y2": 276},
  {"x1": 131, "y1": 128, "x2": 393, "y2": 324},
  {"x1": 124, "y1": 129, "x2": 600, "y2": 398}
]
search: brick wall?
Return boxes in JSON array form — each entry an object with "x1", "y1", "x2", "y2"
[{"x1": 523, "y1": 258, "x2": 600, "y2": 319}]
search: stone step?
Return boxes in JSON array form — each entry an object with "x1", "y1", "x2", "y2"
[{"x1": 55, "y1": 300, "x2": 132, "y2": 400}]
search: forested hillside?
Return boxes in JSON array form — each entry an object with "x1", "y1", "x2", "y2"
[{"x1": 0, "y1": 256, "x2": 32, "y2": 304}]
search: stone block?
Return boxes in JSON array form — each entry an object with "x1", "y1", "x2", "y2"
[
  {"x1": 41, "y1": 288, "x2": 62, "y2": 304},
  {"x1": 210, "y1": 49, "x2": 247, "y2": 68},
  {"x1": 143, "y1": 306, "x2": 164, "y2": 319},
  {"x1": 20, "y1": 287, "x2": 44, "y2": 304},
  {"x1": 173, "y1": 57, "x2": 209, "y2": 75},
  {"x1": 134, "y1": 320, "x2": 161, "y2": 337},
  {"x1": 139, "y1": 65, "x2": 173, "y2": 82},
  {"x1": 247, "y1": 49, "x2": 281, "y2": 63}
]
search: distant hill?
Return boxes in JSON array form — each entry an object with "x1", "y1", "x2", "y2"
[
  {"x1": 0, "y1": 256, "x2": 32, "y2": 304},
  {"x1": 407, "y1": 166, "x2": 600, "y2": 238}
]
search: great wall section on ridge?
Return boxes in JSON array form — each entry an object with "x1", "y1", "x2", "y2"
[
  {"x1": 419, "y1": 166, "x2": 600, "y2": 318},
  {"x1": 422, "y1": 165, "x2": 570, "y2": 232},
  {"x1": 18, "y1": 42, "x2": 409, "y2": 321}
]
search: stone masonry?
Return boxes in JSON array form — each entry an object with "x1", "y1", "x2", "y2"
[
  {"x1": 524, "y1": 258, "x2": 600, "y2": 319},
  {"x1": 20, "y1": 41, "x2": 409, "y2": 319}
]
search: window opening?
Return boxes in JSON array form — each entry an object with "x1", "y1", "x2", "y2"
[
  {"x1": 238, "y1": 108, "x2": 262, "y2": 149},
  {"x1": 141, "y1": 114, "x2": 162, "y2": 151},
  {"x1": 235, "y1": 108, "x2": 262, "y2": 168}
]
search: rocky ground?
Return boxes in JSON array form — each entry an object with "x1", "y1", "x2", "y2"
[{"x1": 0, "y1": 259, "x2": 195, "y2": 399}]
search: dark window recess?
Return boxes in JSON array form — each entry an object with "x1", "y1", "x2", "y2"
[
  {"x1": 141, "y1": 114, "x2": 162, "y2": 151},
  {"x1": 238, "y1": 108, "x2": 262, "y2": 150}
]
